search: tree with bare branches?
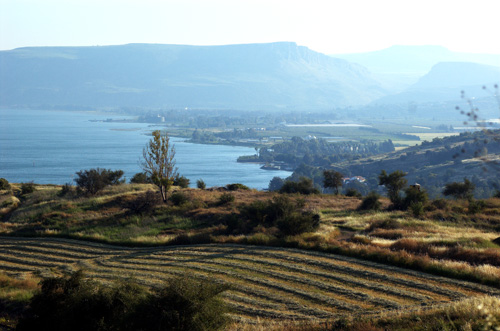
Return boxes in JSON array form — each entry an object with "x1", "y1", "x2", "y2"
[{"x1": 141, "y1": 130, "x2": 177, "y2": 202}]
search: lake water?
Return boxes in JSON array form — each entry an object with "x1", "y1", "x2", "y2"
[{"x1": 0, "y1": 109, "x2": 291, "y2": 189}]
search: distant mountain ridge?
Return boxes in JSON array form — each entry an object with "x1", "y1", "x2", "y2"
[
  {"x1": 333, "y1": 45, "x2": 500, "y2": 75},
  {"x1": 333, "y1": 46, "x2": 500, "y2": 93},
  {"x1": 375, "y1": 61, "x2": 500, "y2": 104},
  {"x1": 0, "y1": 42, "x2": 386, "y2": 110}
]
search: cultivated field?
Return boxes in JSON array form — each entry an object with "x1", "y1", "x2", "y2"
[{"x1": 1, "y1": 237, "x2": 499, "y2": 325}]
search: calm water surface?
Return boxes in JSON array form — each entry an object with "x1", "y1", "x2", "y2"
[{"x1": 0, "y1": 109, "x2": 290, "y2": 189}]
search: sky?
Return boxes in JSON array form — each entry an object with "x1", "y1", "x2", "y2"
[{"x1": 1, "y1": 0, "x2": 499, "y2": 54}]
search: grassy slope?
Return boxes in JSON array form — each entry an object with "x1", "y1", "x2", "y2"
[{"x1": 1, "y1": 183, "x2": 500, "y2": 328}]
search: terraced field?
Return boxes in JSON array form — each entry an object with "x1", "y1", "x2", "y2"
[{"x1": 1, "y1": 237, "x2": 499, "y2": 323}]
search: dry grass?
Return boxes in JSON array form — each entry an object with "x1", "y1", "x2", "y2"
[{"x1": 1, "y1": 237, "x2": 499, "y2": 327}]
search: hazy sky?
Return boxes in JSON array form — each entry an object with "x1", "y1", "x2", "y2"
[{"x1": 1, "y1": 0, "x2": 499, "y2": 54}]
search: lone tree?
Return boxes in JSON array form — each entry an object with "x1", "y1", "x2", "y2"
[
  {"x1": 323, "y1": 170, "x2": 343, "y2": 194},
  {"x1": 141, "y1": 130, "x2": 177, "y2": 203},
  {"x1": 379, "y1": 170, "x2": 407, "y2": 208}
]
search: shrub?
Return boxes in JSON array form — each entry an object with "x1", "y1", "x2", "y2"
[
  {"x1": 20, "y1": 182, "x2": 36, "y2": 195},
  {"x1": 128, "y1": 190, "x2": 161, "y2": 214},
  {"x1": 130, "y1": 172, "x2": 152, "y2": 184},
  {"x1": 443, "y1": 178, "x2": 475, "y2": 199},
  {"x1": 0, "y1": 178, "x2": 10, "y2": 190},
  {"x1": 196, "y1": 179, "x2": 206, "y2": 190},
  {"x1": 17, "y1": 271, "x2": 229, "y2": 331},
  {"x1": 74, "y1": 168, "x2": 124, "y2": 195},
  {"x1": 410, "y1": 201, "x2": 425, "y2": 218},
  {"x1": 217, "y1": 193, "x2": 235, "y2": 205},
  {"x1": 468, "y1": 199, "x2": 486, "y2": 214},
  {"x1": 277, "y1": 212, "x2": 320, "y2": 236},
  {"x1": 268, "y1": 176, "x2": 285, "y2": 192},
  {"x1": 226, "y1": 183, "x2": 249, "y2": 191},
  {"x1": 431, "y1": 198, "x2": 448, "y2": 210},
  {"x1": 59, "y1": 183, "x2": 74, "y2": 197},
  {"x1": 367, "y1": 219, "x2": 402, "y2": 232},
  {"x1": 358, "y1": 192, "x2": 381, "y2": 211},
  {"x1": 403, "y1": 186, "x2": 428, "y2": 210},
  {"x1": 132, "y1": 276, "x2": 230, "y2": 331},
  {"x1": 170, "y1": 191, "x2": 189, "y2": 206},
  {"x1": 173, "y1": 174, "x2": 190, "y2": 188},
  {"x1": 17, "y1": 270, "x2": 148, "y2": 331},
  {"x1": 279, "y1": 177, "x2": 319, "y2": 195},
  {"x1": 345, "y1": 188, "x2": 362, "y2": 198}
]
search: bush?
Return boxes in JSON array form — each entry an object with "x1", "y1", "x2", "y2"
[
  {"x1": 128, "y1": 190, "x2": 161, "y2": 214},
  {"x1": 59, "y1": 183, "x2": 74, "y2": 197},
  {"x1": 443, "y1": 178, "x2": 475, "y2": 199},
  {"x1": 277, "y1": 212, "x2": 320, "y2": 236},
  {"x1": 345, "y1": 188, "x2": 362, "y2": 198},
  {"x1": 468, "y1": 199, "x2": 486, "y2": 214},
  {"x1": 410, "y1": 202, "x2": 425, "y2": 218},
  {"x1": 431, "y1": 198, "x2": 448, "y2": 210},
  {"x1": 403, "y1": 186, "x2": 428, "y2": 210},
  {"x1": 226, "y1": 183, "x2": 249, "y2": 191},
  {"x1": 130, "y1": 172, "x2": 152, "y2": 184},
  {"x1": 17, "y1": 270, "x2": 148, "y2": 331},
  {"x1": 358, "y1": 192, "x2": 381, "y2": 211},
  {"x1": 20, "y1": 182, "x2": 36, "y2": 195},
  {"x1": 132, "y1": 276, "x2": 230, "y2": 331},
  {"x1": 217, "y1": 193, "x2": 235, "y2": 205},
  {"x1": 174, "y1": 174, "x2": 190, "y2": 188},
  {"x1": 17, "y1": 271, "x2": 229, "y2": 331},
  {"x1": 74, "y1": 168, "x2": 124, "y2": 195},
  {"x1": 196, "y1": 179, "x2": 206, "y2": 190},
  {"x1": 238, "y1": 196, "x2": 316, "y2": 236},
  {"x1": 279, "y1": 177, "x2": 319, "y2": 195},
  {"x1": 268, "y1": 177, "x2": 285, "y2": 192},
  {"x1": 0, "y1": 178, "x2": 10, "y2": 190},
  {"x1": 170, "y1": 191, "x2": 189, "y2": 206}
]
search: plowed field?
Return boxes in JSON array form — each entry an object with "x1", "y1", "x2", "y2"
[{"x1": 1, "y1": 237, "x2": 499, "y2": 323}]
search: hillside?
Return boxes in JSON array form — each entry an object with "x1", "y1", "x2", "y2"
[
  {"x1": 333, "y1": 45, "x2": 500, "y2": 75},
  {"x1": 0, "y1": 42, "x2": 385, "y2": 110},
  {"x1": 1, "y1": 181, "x2": 500, "y2": 328},
  {"x1": 333, "y1": 46, "x2": 500, "y2": 93},
  {"x1": 330, "y1": 130, "x2": 500, "y2": 197},
  {"x1": 1, "y1": 237, "x2": 499, "y2": 324},
  {"x1": 375, "y1": 62, "x2": 500, "y2": 104}
]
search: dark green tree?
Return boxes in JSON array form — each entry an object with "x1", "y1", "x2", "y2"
[
  {"x1": 268, "y1": 176, "x2": 285, "y2": 192},
  {"x1": 323, "y1": 170, "x2": 343, "y2": 194},
  {"x1": 379, "y1": 170, "x2": 407, "y2": 208}
]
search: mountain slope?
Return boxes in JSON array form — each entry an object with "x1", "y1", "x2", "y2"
[
  {"x1": 333, "y1": 46, "x2": 500, "y2": 92},
  {"x1": 333, "y1": 45, "x2": 500, "y2": 75},
  {"x1": 0, "y1": 42, "x2": 385, "y2": 110},
  {"x1": 375, "y1": 62, "x2": 500, "y2": 104}
]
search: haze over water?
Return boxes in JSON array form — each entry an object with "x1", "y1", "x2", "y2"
[{"x1": 0, "y1": 109, "x2": 290, "y2": 189}]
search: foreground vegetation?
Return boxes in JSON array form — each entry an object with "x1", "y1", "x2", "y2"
[
  {"x1": 1, "y1": 238, "x2": 499, "y2": 330},
  {"x1": 1, "y1": 181, "x2": 500, "y2": 329}
]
